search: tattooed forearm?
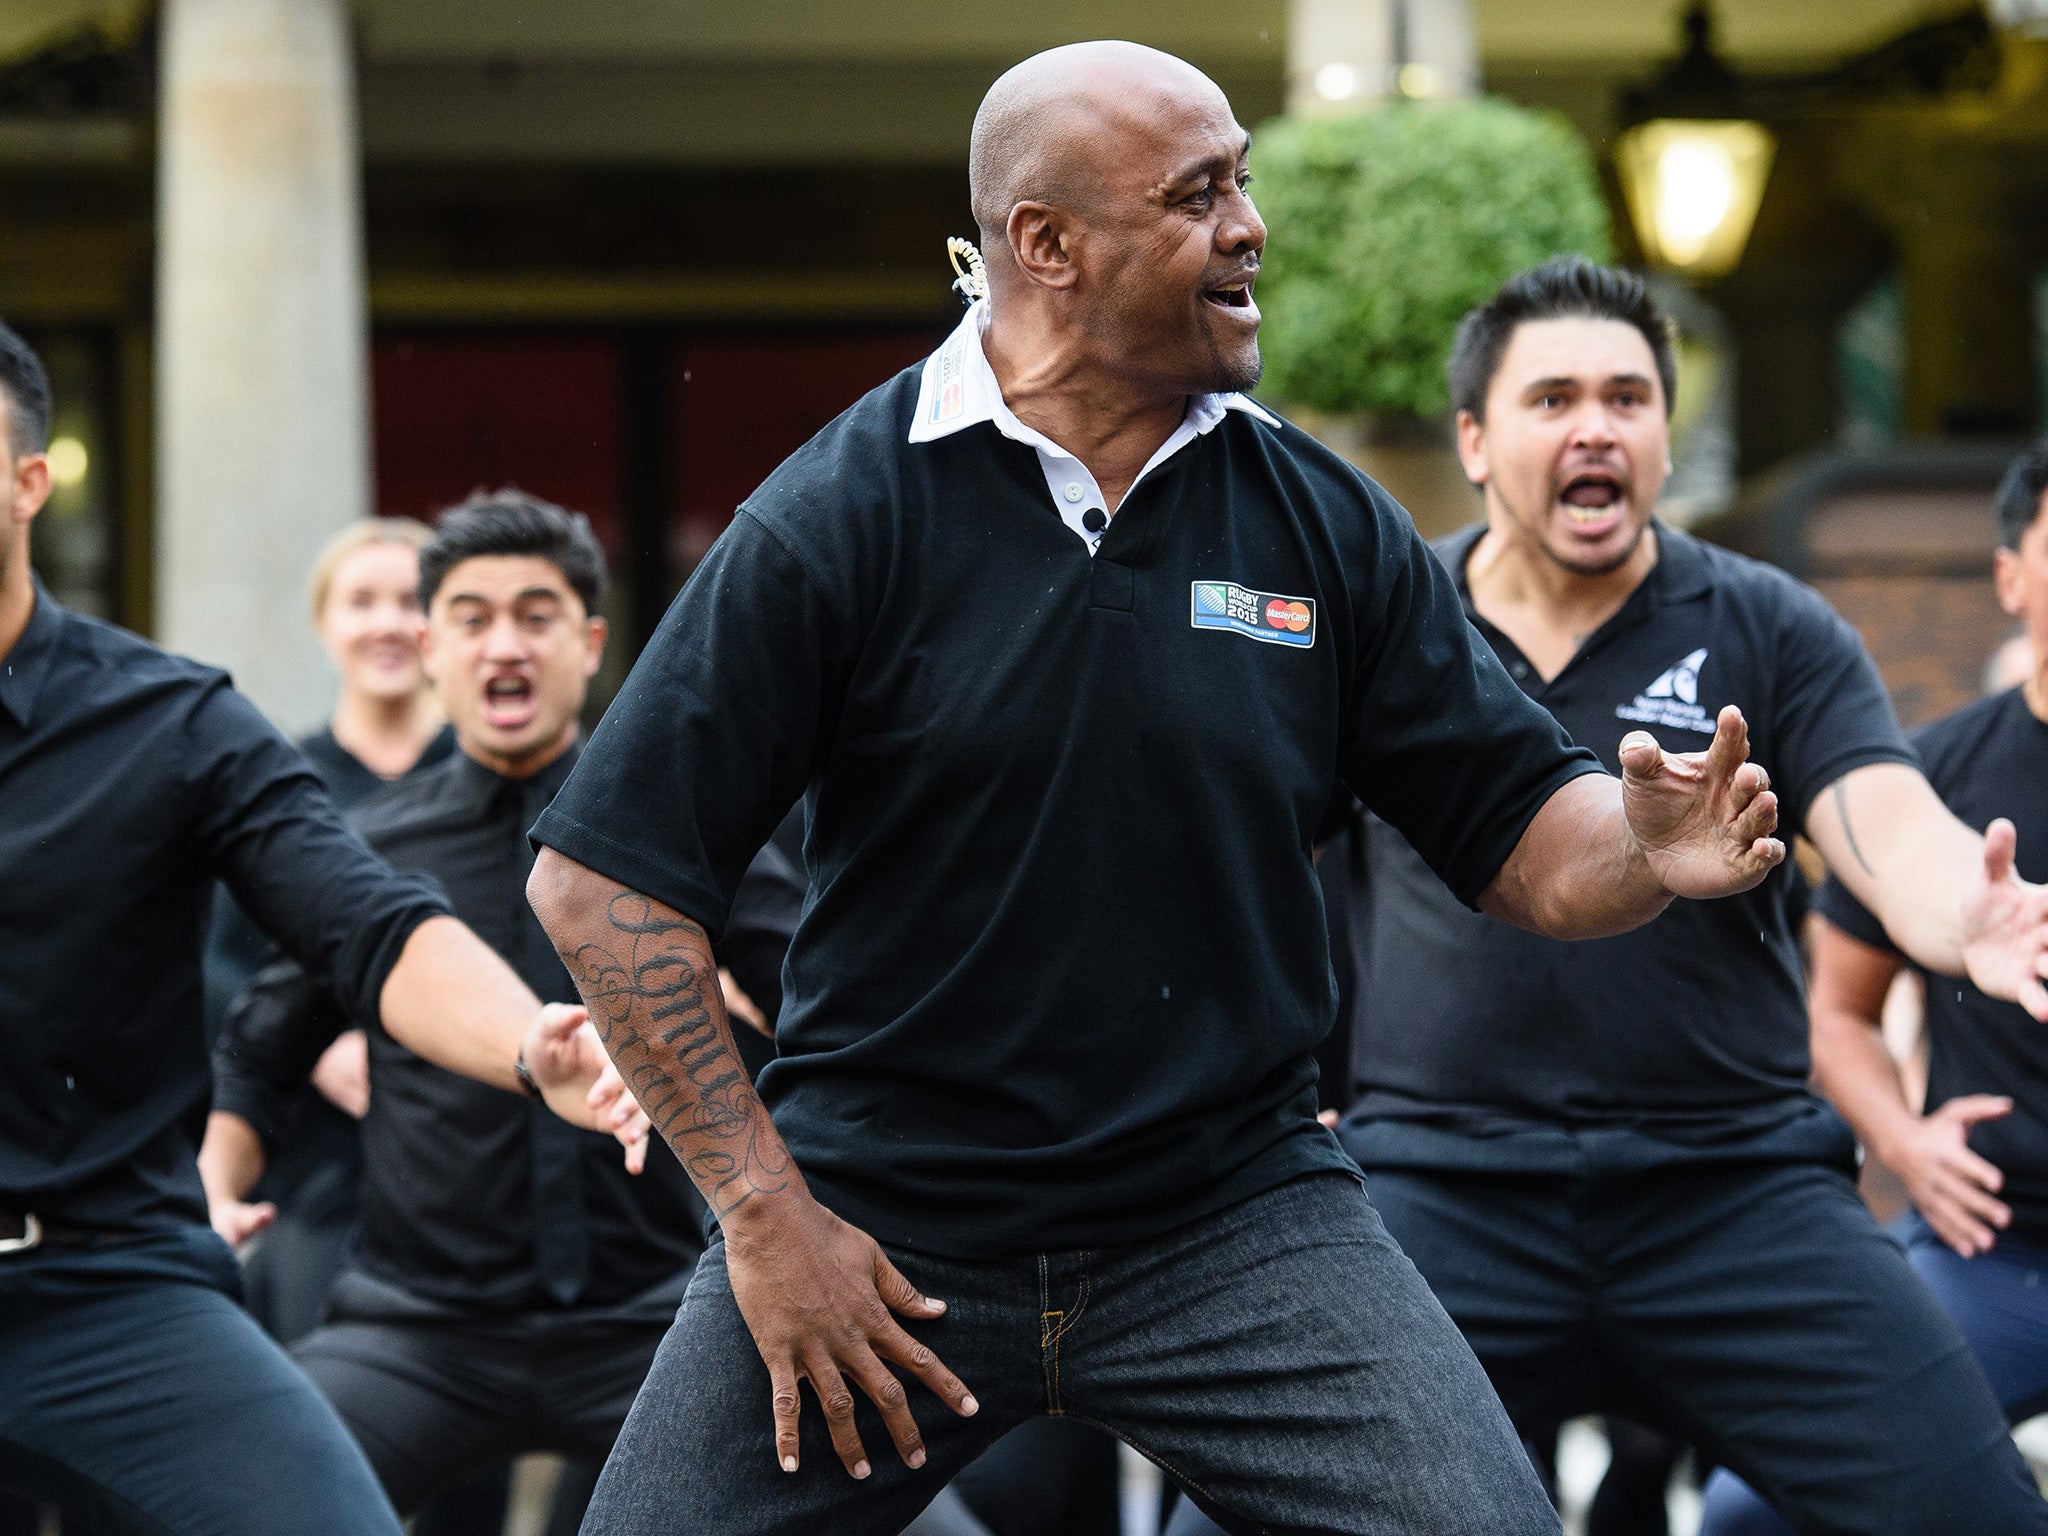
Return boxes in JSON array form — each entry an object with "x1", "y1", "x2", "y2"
[
  {"x1": 555, "y1": 891, "x2": 791, "y2": 1217},
  {"x1": 1834, "y1": 779, "x2": 1876, "y2": 877}
]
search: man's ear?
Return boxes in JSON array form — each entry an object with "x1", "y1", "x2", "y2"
[
  {"x1": 416, "y1": 618, "x2": 441, "y2": 688},
  {"x1": 11, "y1": 450, "x2": 49, "y2": 529},
  {"x1": 582, "y1": 614, "x2": 608, "y2": 679},
  {"x1": 1996, "y1": 547, "x2": 2025, "y2": 619},
  {"x1": 1454, "y1": 409, "x2": 1489, "y2": 489},
  {"x1": 1006, "y1": 202, "x2": 1079, "y2": 291}
]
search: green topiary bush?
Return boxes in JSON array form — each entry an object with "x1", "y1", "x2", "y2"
[{"x1": 1251, "y1": 99, "x2": 1613, "y2": 417}]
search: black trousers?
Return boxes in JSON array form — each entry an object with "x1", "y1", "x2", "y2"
[
  {"x1": 0, "y1": 1228, "x2": 400, "y2": 1536},
  {"x1": 1358, "y1": 1153, "x2": 2048, "y2": 1535},
  {"x1": 293, "y1": 1308, "x2": 667, "y2": 1517}
]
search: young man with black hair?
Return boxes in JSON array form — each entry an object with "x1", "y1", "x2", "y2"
[
  {"x1": 199, "y1": 492, "x2": 705, "y2": 1526},
  {"x1": 0, "y1": 332, "x2": 641, "y2": 1535},
  {"x1": 1698, "y1": 444, "x2": 2048, "y2": 1529},
  {"x1": 523, "y1": 45, "x2": 1802, "y2": 1536},
  {"x1": 1322, "y1": 260, "x2": 2048, "y2": 1534}
]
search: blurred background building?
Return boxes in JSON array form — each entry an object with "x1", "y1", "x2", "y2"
[{"x1": 2, "y1": 0, "x2": 2045, "y2": 730}]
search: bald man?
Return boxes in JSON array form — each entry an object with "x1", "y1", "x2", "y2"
[{"x1": 528, "y1": 43, "x2": 1786, "y2": 1536}]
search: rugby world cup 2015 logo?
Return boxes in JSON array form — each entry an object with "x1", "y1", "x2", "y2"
[{"x1": 1191, "y1": 581, "x2": 1317, "y2": 648}]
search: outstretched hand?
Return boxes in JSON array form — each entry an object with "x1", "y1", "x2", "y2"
[
  {"x1": 1618, "y1": 705, "x2": 1785, "y2": 901},
  {"x1": 1960, "y1": 819, "x2": 2048, "y2": 1022},
  {"x1": 521, "y1": 1002, "x2": 653, "y2": 1172}
]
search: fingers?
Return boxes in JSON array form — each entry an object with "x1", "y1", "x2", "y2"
[
  {"x1": 533, "y1": 1002, "x2": 583, "y2": 1045},
  {"x1": 1946, "y1": 1094, "x2": 2016, "y2": 1135},
  {"x1": 1317, "y1": 1108, "x2": 1339, "y2": 1129},
  {"x1": 2020, "y1": 975, "x2": 2048, "y2": 1025},
  {"x1": 872, "y1": 1315, "x2": 978, "y2": 1421},
  {"x1": 587, "y1": 1061, "x2": 628, "y2": 1113},
  {"x1": 1947, "y1": 1175, "x2": 2012, "y2": 1238},
  {"x1": 844, "y1": 1346, "x2": 929, "y2": 1470},
  {"x1": 769, "y1": 1360, "x2": 803, "y2": 1474},
  {"x1": 236, "y1": 1202, "x2": 276, "y2": 1245},
  {"x1": 1617, "y1": 730, "x2": 1662, "y2": 781},
  {"x1": 217, "y1": 1200, "x2": 276, "y2": 1247},
  {"x1": 804, "y1": 1355, "x2": 875, "y2": 1479},
  {"x1": 622, "y1": 1124, "x2": 648, "y2": 1175},
  {"x1": 873, "y1": 1251, "x2": 948, "y2": 1322},
  {"x1": 1954, "y1": 1145, "x2": 2009, "y2": 1198},
  {"x1": 1922, "y1": 1137, "x2": 2012, "y2": 1251},
  {"x1": 870, "y1": 1253, "x2": 978, "y2": 1418},
  {"x1": 1729, "y1": 787, "x2": 1779, "y2": 848},
  {"x1": 1930, "y1": 1201, "x2": 1999, "y2": 1259},
  {"x1": 738, "y1": 1221, "x2": 976, "y2": 1484},
  {"x1": 1705, "y1": 704, "x2": 1749, "y2": 779},
  {"x1": 1985, "y1": 818, "x2": 2019, "y2": 886}
]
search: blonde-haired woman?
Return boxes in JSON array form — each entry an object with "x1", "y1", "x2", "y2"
[
  {"x1": 205, "y1": 518, "x2": 455, "y2": 1343},
  {"x1": 297, "y1": 517, "x2": 452, "y2": 797}
]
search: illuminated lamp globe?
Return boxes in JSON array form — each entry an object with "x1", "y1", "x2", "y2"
[
  {"x1": 1615, "y1": 118, "x2": 1773, "y2": 280},
  {"x1": 46, "y1": 436, "x2": 89, "y2": 489}
]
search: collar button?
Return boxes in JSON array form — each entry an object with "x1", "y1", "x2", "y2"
[{"x1": 1062, "y1": 483, "x2": 1084, "y2": 503}]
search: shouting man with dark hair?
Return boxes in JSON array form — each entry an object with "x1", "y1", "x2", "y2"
[
  {"x1": 1301, "y1": 259, "x2": 2048, "y2": 1536},
  {"x1": 527, "y1": 47, "x2": 1799, "y2": 1536},
  {"x1": 199, "y1": 490, "x2": 710, "y2": 1528},
  {"x1": 0, "y1": 342, "x2": 644, "y2": 1533}
]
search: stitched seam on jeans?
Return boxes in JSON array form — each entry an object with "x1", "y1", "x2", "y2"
[
  {"x1": 1050, "y1": 1273, "x2": 1091, "y2": 1344},
  {"x1": 1063, "y1": 1412, "x2": 1241, "y2": 1527},
  {"x1": 1040, "y1": 1308, "x2": 1063, "y2": 1412},
  {"x1": 1037, "y1": 1254, "x2": 1059, "y2": 1412}
]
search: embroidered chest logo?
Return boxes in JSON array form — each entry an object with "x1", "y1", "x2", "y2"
[
  {"x1": 1191, "y1": 581, "x2": 1316, "y2": 648},
  {"x1": 1616, "y1": 647, "x2": 1715, "y2": 733}
]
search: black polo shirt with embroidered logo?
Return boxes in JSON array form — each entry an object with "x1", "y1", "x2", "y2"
[
  {"x1": 1344, "y1": 522, "x2": 1916, "y2": 1173},
  {"x1": 535, "y1": 310, "x2": 1602, "y2": 1258}
]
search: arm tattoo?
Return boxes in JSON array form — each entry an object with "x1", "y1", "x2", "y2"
[
  {"x1": 560, "y1": 894, "x2": 790, "y2": 1216},
  {"x1": 1833, "y1": 779, "x2": 1876, "y2": 878}
]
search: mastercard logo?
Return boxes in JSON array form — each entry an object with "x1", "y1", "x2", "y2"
[{"x1": 1265, "y1": 599, "x2": 1312, "y2": 633}]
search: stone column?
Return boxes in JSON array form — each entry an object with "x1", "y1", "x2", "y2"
[
  {"x1": 156, "y1": 0, "x2": 368, "y2": 730},
  {"x1": 1287, "y1": 0, "x2": 1477, "y2": 114}
]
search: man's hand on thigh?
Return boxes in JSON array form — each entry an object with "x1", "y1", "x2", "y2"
[{"x1": 727, "y1": 1196, "x2": 980, "y2": 1480}]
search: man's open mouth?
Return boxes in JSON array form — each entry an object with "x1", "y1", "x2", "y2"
[
  {"x1": 483, "y1": 676, "x2": 534, "y2": 715},
  {"x1": 1203, "y1": 278, "x2": 1255, "y2": 310},
  {"x1": 1559, "y1": 473, "x2": 1624, "y2": 523}
]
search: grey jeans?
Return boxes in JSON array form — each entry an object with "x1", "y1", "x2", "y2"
[{"x1": 580, "y1": 1171, "x2": 1557, "y2": 1536}]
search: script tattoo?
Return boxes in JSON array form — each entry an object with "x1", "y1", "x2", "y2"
[
  {"x1": 1832, "y1": 778, "x2": 1876, "y2": 878},
  {"x1": 561, "y1": 894, "x2": 790, "y2": 1216}
]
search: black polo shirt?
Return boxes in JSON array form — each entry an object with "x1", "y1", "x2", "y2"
[
  {"x1": 1344, "y1": 524, "x2": 1915, "y2": 1173},
  {"x1": 0, "y1": 582, "x2": 447, "y2": 1232},
  {"x1": 534, "y1": 359, "x2": 1600, "y2": 1258},
  {"x1": 1816, "y1": 688, "x2": 2048, "y2": 1238}
]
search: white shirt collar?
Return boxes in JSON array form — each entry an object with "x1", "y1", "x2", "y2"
[{"x1": 908, "y1": 299, "x2": 1279, "y2": 554}]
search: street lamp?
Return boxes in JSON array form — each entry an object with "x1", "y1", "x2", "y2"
[
  {"x1": 1615, "y1": 3, "x2": 1775, "y2": 282},
  {"x1": 1615, "y1": 118, "x2": 1774, "y2": 278}
]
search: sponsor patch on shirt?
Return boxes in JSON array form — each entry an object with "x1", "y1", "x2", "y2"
[
  {"x1": 1191, "y1": 581, "x2": 1316, "y2": 648},
  {"x1": 1616, "y1": 646, "x2": 1716, "y2": 733},
  {"x1": 929, "y1": 327, "x2": 967, "y2": 425}
]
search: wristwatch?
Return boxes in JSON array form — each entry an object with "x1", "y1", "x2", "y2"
[{"x1": 514, "y1": 1052, "x2": 546, "y2": 1101}]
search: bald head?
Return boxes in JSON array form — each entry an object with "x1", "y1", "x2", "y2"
[{"x1": 968, "y1": 41, "x2": 1230, "y2": 246}]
